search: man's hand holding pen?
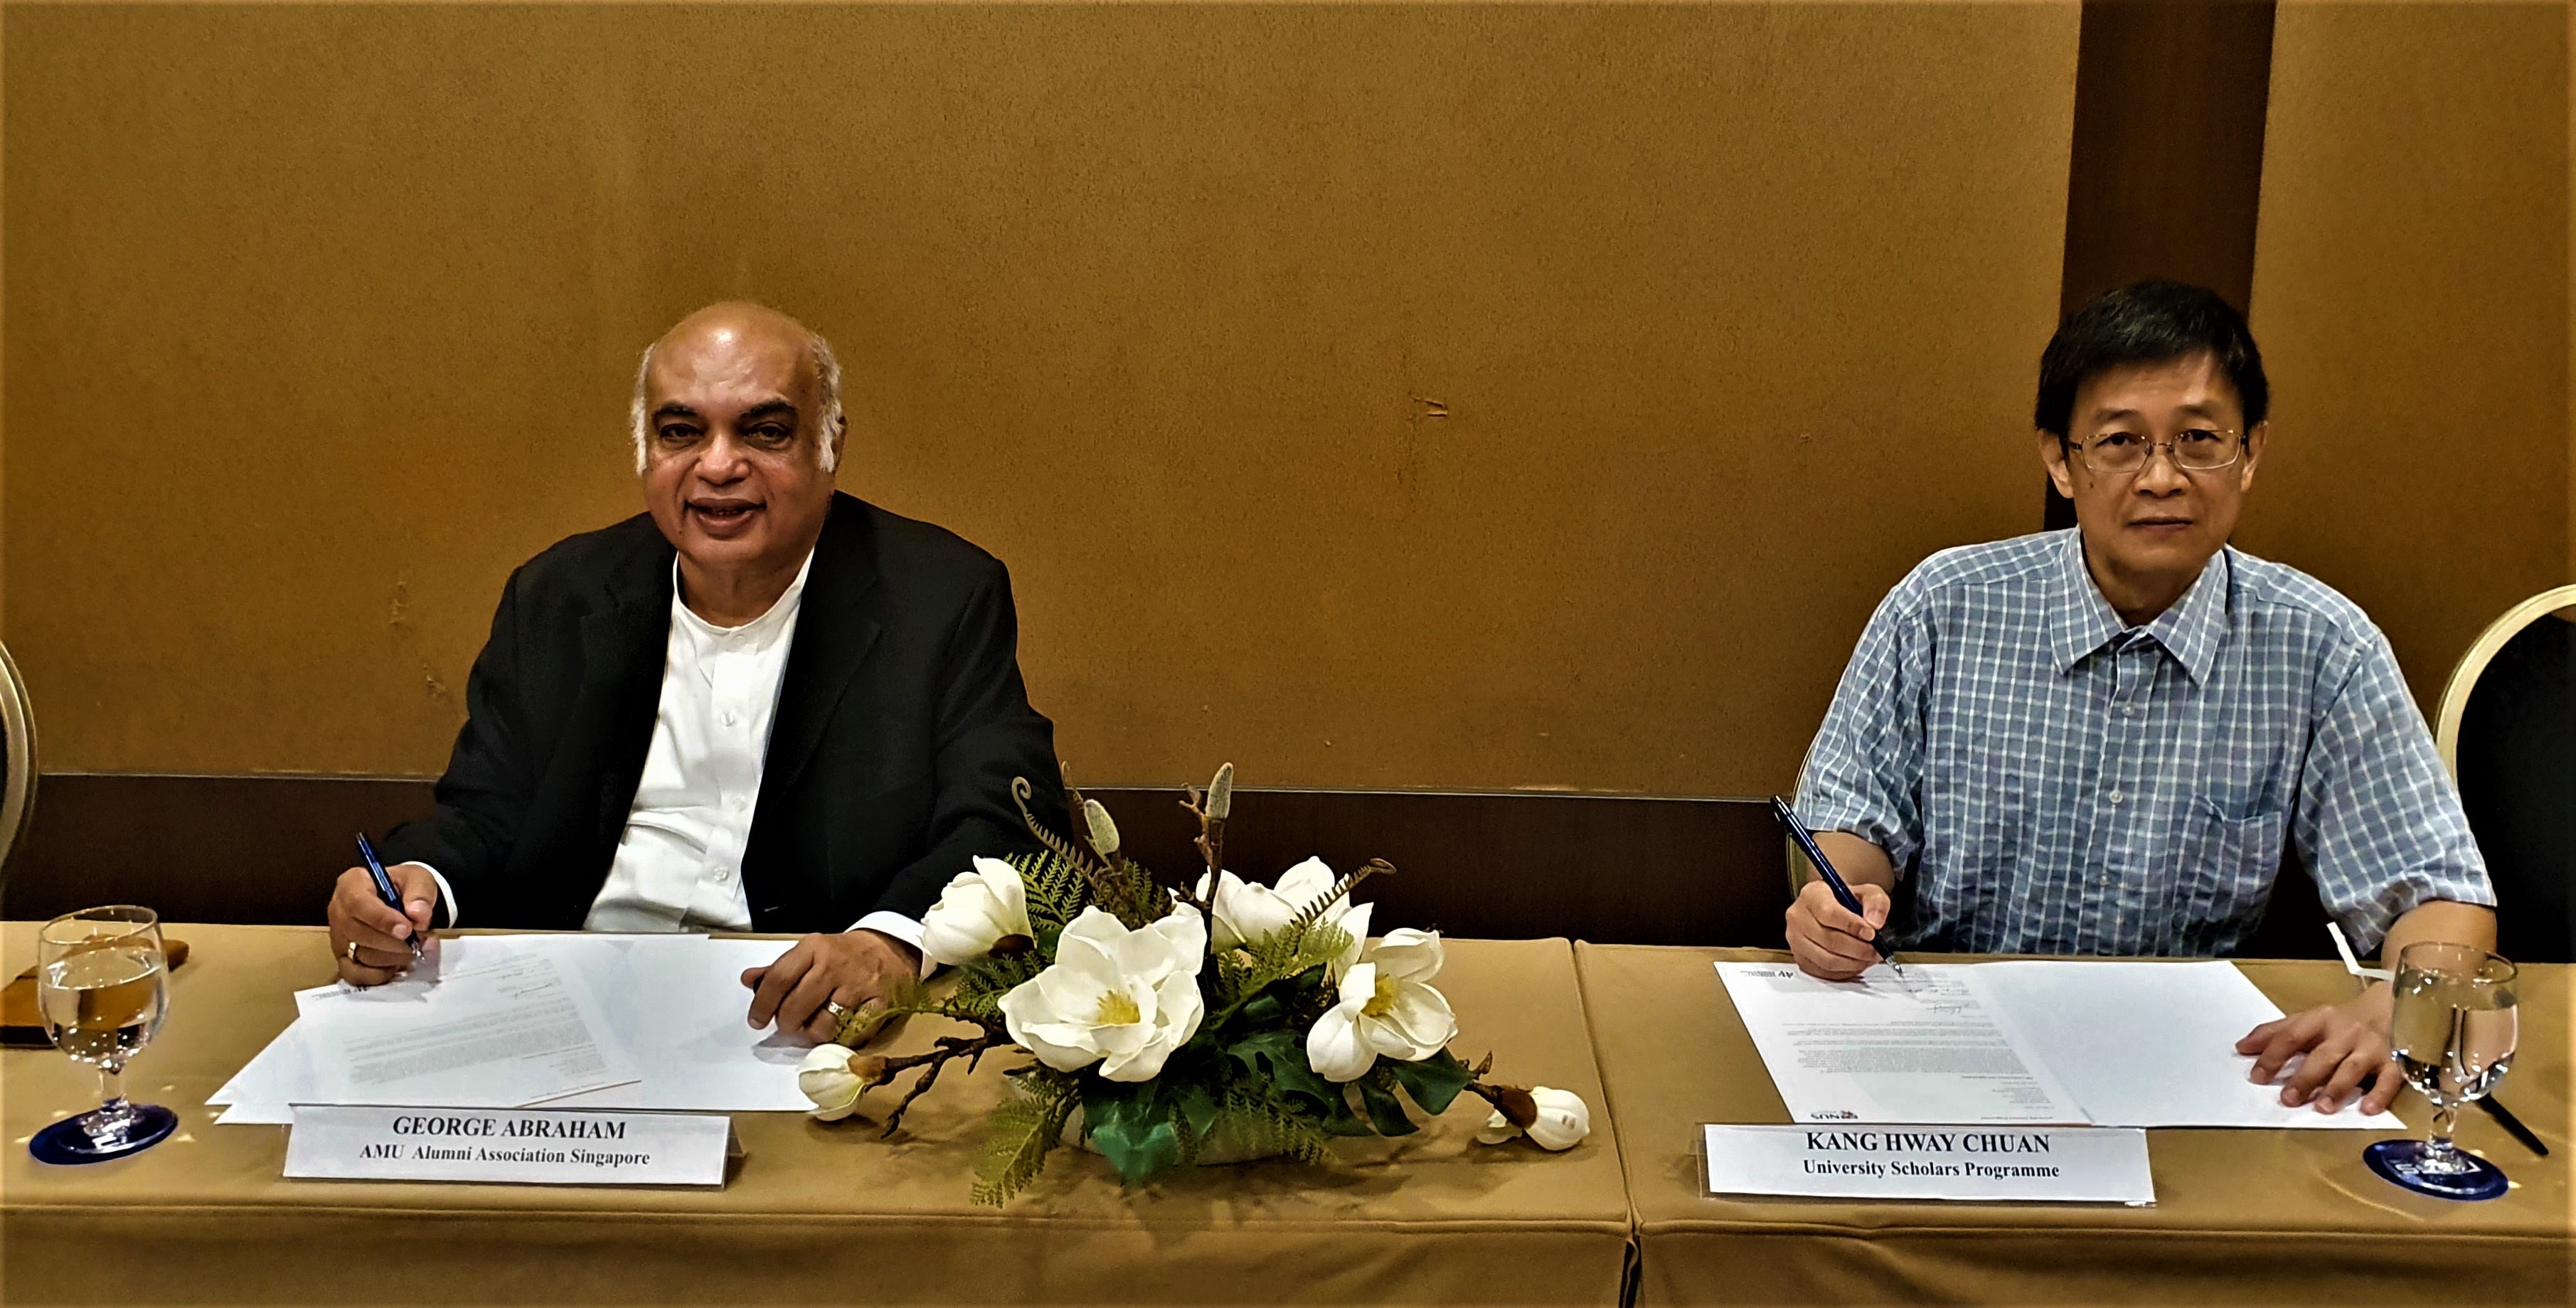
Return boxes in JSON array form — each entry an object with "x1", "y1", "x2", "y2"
[
  {"x1": 328, "y1": 861, "x2": 439, "y2": 986},
  {"x1": 1786, "y1": 878, "x2": 1895, "y2": 982}
]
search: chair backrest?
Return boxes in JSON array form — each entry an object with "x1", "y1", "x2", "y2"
[
  {"x1": 2435, "y1": 585, "x2": 2576, "y2": 965},
  {"x1": 0, "y1": 641, "x2": 36, "y2": 880},
  {"x1": 2436, "y1": 585, "x2": 2576, "y2": 770}
]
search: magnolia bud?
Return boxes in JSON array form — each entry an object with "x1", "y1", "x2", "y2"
[
  {"x1": 1207, "y1": 762, "x2": 1235, "y2": 822},
  {"x1": 1084, "y1": 798, "x2": 1122, "y2": 857},
  {"x1": 1474, "y1": 1085, "x2": 1590, "y2": 1151},
  {"x1": 798, "y1": 1045, "x2": 883, "y2": 1122},
  {"x1": 1523, "y1": 1086, "x2": 1592, "y2": 1150}
]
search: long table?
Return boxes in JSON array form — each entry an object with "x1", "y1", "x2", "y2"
[
  {"x1": 1581, "y1": 944, "x2": 2571, "y2": 1306},
  {"x1": 10, "y1": 927, "x2": 2566, "y2": 1306},
  {"x1": 0, "y1": 925, "x2": 1632, "y2": 1307}
]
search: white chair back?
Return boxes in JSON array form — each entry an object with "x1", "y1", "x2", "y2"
[{"x1": 0, "y1": 640, "x2": 35, "y2": 876}]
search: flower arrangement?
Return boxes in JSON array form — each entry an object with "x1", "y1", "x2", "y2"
[{"x1": 799, "y1": 765, "x2": 1590, "y2": 1205}]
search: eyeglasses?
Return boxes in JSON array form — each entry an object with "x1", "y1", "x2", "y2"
[{"x1": 2067, "y1": 427, "x2": 2244, "y2": 477}]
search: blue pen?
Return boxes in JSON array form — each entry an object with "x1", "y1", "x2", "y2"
[
  {"x1": 1769, "y1": 796, "x2": 1897, "y2": 968},
  {"x1": 356, "y1": 833, "x2": 425, "y2": 962}
]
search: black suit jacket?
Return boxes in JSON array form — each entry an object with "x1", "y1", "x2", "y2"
[{"x1": 379, "y1": 493, "x2": 1066, "y2": 932}]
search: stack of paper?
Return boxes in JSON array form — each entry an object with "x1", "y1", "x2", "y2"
[
  {"x1": 211, "y1": 934, "x2": 818, "y2": 1122},
  {"x1": 1715, "y1": 959, "x2": 2387, "y2": 1129}
]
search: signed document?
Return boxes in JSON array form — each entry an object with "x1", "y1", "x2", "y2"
[
  {"x1": 1716, "y1": 962, "x2": 2087, "y2": 1124},
  {"x1": 291, "y1": 940, "x2": 640, "y2": 1109},
  {"x1": 212, "y1": 934, "x2": 814, "y2": 1124},
  {"x1": 1716, "y1": 960, "x2": 2383, "y2": 1129}
]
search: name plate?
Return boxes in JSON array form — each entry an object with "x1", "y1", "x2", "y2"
[
  {"x1": 1703, "y1": 1124, "x2": 2154, "y2": 1206},
  {"x1": 285, "y1": 1106, "x2": 730, "y2": 1187}
]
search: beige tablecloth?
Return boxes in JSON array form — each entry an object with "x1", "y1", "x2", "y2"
[
  {"x1": 1582, "y1": 944, "x2": 2571, "y2": 1306},
  {"x1": 1, "y1": 925, "x2": 1630, "y2": 1307}
]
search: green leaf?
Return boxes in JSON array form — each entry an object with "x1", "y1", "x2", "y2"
[
  {"x1": 1225, "y1": 1029, "x2": 1341, "y2": 1114},
  {"x1": 1386, "y1": 1048, "x2": 1473, "y2": 1115},
  {"x1": 1176, "y1": 1084, "x2": 1219, "y2": 1143},
  {"x1": 1355, "y1": 1075, "x2": 1417, "y2": 1137},
  {"x1": 1081, "y1": 1083, "x2": 1182, "y2": 1184}
]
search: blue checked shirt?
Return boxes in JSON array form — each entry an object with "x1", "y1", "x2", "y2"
[{"x1": 1796, "y1": 530, "x2": 2492, "y2": 957}]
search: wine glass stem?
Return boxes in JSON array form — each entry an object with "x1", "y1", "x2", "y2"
[
  {"x1": 94, "y1": 1063, "x2": 133, "y2": 1125},
  {"x1": 2425, "y1": 1102, "x2": 2461, "y2": 1165}
]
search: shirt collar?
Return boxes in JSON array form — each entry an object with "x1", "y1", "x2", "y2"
[
  {"x1": 2048, "y1": 531, "x2": 2231, "y2": 686},
  {"x1": 669, "y1": 548, "x2": 816, "y2": 644}
]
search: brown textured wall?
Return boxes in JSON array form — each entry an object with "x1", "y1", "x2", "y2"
[
  {"x1": 4, "y1": 4, "x2": 2082, "y2": 792},
  {"x1": 2238, "y1": 1, "x2": 2570, "y2": 704}
]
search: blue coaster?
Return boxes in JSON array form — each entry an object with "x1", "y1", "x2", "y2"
[
  {"x1": 2365, "y1": 1137, "x2": 2508, "y2": 1201},
  {"x1": 29, "y1": 1105, "x2": 177, "y2": 1165}
]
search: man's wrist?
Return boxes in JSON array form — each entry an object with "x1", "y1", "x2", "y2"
[
  {"x1": 857, "y1": 926, "x2": 923, "y2": 967},
  {"x1": 2341, "y1": 982, "x2": 2395, "y2": 1028}
]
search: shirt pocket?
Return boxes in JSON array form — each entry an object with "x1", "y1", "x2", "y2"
[{"x1": 2171, "y1": 799, "x2": 2287, "y2": 952}]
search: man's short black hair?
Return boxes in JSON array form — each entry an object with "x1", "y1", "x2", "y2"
[{"x1": 2034, "y1": 280, "x2": 2269, "y2": 437}]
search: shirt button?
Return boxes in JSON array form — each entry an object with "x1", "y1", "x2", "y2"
[
  {"x1": 722, "y1": 711, "x2": 739, "y2": 727},
  {"x1": 2107, "y1": 790, "x2": 2126, "y2": 806},
  {"x1": 712, "y1": 866, "x2": 734, "y2": 883},
  {"x1": 730, "y1": 795, "x2": 749, "y2": 812},
  {"x1": 2119, "y1": 706, "x2": 2136, "y2": 718}
]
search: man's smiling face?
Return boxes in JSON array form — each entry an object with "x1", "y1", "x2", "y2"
[
  {"x1": 2041, "y1": 351, "x2": 2267, "y2": 616},
  {"x1": 638, "y1": 306, "x2": 841, "y2": 586}
]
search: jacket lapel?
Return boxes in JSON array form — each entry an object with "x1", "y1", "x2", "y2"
[
  {"x1": 761, "y1": 494, "x2": 883, "y2": 795},
  {"x1": 580, "y1": 541, "x2": 676, "y2": 847}
]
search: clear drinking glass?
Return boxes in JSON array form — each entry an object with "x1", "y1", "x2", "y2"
[
  {"x1": 2363, "y1": 941, "x2": 2518, "y2": 1201},
  {"x1": 28, "y1": 905, "x2": 179, "y2": 1164}
]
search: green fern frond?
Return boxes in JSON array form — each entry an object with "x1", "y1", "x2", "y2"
[
  {"x1": 949, "y1": 950, "x2": 1045, "y2": 1017},
  {"x1": 1008, "y1": 849, "x2": 1096, "y2": 929},
  {"x1": 971, "y1": 1073, "x2": 1080, "y2": 1207},
  {"x1": 1225, "y1": 919, "x2": 1352, "y2": 1014},
  {"x1": 1212, "y1": 1089, "x2": 1334, "y2": 1165}
]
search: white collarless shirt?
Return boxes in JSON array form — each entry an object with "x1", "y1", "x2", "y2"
[
  {"x1": 425, "y1": 551, "x2": 925, "y2": 956},
  {"x1": 585, "y1": 552, "x2": 810, "y2": 932}
]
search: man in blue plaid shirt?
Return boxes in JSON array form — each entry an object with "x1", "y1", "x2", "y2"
[{"x1": 1788, "y1": 281, "x2": 2496, "y2": 1118}]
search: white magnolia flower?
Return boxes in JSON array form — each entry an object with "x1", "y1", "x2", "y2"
[
  {"x1": 797, "y1": 1044, "x2": 880, "y2": 1122},
  {"x1": 999, "y1": 904, "x2": 1207, "y2": 1083},
  {"x1": 1305, "y1": 928, "x2": 1457, "y2": 1083},
  {"x1": 1476, "y1": 1085, "x2": 1592, "y2": 1151},
  {"x1": 1196, "y1": 856, "x2": 1346, "y2": 949},
  {"x1": 919, "y1": 856, "x2": 1031, "y2": 967}
]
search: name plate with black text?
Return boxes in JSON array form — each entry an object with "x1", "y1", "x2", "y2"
[
  {"x1": 1702, "y1": 1123, "x2": 2154, "y2": 1205},
  {"x1": 284, "y1": 1105, "x2": 730, "y2": 1187}
]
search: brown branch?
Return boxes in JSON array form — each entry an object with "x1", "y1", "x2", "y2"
[
  {"x1": 1173, "y1": 789, "x2": 1219, "y2": 925},
  {"x1": 864, "y1": 1028, "x2": 1009, "y2": 1137}
]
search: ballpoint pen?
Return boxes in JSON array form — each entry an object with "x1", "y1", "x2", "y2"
[
  {"x1": 356, "y1": 833, "x2": 426, "y2": 962},
  {"x1": 2475, "y1": 1095, "x2": 2550, "y2": 1157},
  {"x1": 1769, "y1": 796, "x2": 1901, "y2": 978}
]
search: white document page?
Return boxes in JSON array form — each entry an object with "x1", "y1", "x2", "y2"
[
  {"x1": 292, "y1": 938, "x2": 639, "y2": 1108},
  {"x1": 543, "y1": 935, "x2": 811, "y2": 1113},
  {"x1": 1715, "y1": 962, "x2": 2091, "y2": 1124},
  {"x1": 1971, "y1": 960, "x2": 2381, "y2": 1129},
  {"x1": 214, "y1": 933, "x2": 810, "y2": 1122}
]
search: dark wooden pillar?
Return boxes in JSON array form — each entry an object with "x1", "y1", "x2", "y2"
[{"x1": 2048, "y1": 1, "x2": 2277, "y2": 529}]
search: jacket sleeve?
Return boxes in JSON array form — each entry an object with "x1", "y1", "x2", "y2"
[
  {"x1": 869, "y1": 562, "x2": 1065, "y2": 920},
  {"x1": 376, "y1": 567, "x2": 539, "y2": 924}
]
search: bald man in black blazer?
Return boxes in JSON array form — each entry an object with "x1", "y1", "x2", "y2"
[{"x1": 326, "y1": 303, "x2": 1063, "y2": 1042}]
